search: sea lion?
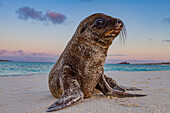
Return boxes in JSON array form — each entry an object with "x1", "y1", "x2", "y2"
[{"x1": 47, "y1": 13, "x2": 146, "y2": 112}]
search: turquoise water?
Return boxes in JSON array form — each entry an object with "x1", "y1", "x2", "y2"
[
  {"x1": 0, "y1": 62, "x2": 53, "y2": 77},
  {"x1": 0, "y1": 61, "x2": 170, "y2": 77}
]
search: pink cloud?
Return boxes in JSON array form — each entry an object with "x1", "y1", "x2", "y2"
[
  {"x1": 13, "y1": 50, "x2": 25, "y2": 56},
  {"x1": 0, "y1": 50, "x2": 59, "y2": 62},
  {"x1": 46, "y1": 11, "x2": 66, "y2": 24},
  {"x1": 0, "y1": 50, "x2": 7, "y2": 55}
]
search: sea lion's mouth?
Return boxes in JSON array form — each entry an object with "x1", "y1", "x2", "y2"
[{"x1": 104, "y1": 29, "x2": 121, "y2": 38}]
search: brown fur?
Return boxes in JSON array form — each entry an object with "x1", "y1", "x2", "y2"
[
  {"x1": 47, "y1": 13, "x2": 145, "y2": 112},
  {"x1": 49, "y1": 13, "x2": 123, "y2": 98}
]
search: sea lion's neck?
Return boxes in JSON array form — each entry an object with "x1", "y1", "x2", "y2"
[
  {"x1": 77, "y1": 35, "x2": 109, "y2": 53},
  {"x1": 69, "y1": 36, "x2": 109, "y2": 61}
]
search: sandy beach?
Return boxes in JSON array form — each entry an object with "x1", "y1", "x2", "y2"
[{"x1": 0, "y1": 71, "x2": 170, "y2": 113}]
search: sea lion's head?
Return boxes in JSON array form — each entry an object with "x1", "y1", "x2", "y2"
[{"x1": 77, "y1": 13, "x2": 126, "y2": 47}]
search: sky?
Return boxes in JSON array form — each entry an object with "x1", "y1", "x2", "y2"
[{"x1": 0, "y1": 0, "x2": 170, "y2": 63}]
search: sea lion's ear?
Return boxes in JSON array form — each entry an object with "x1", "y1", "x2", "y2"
[{"x1": 80, "y1": 25, "x2": 88, "y2": 34}]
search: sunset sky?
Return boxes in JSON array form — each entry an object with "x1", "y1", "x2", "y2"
[{"x1": 0, "y1": 0, "x2": 170, "y2": 63}]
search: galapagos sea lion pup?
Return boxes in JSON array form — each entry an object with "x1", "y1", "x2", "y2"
[{"x1": 47, "y1": 13, "x2": 146, "y2": 112}]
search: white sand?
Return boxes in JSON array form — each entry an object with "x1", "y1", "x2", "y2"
[{"x1": 0, "y1": 71, "x2": 170, "y2": 113}]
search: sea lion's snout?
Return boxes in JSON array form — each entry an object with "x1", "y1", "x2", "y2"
[
  {"x1": 116, "y1": 19, "x2": 123, "y2": 28},
  {"x1": 104, "y1": 19, "x2": 124, "y2": 38},
  {"x1": 104, "y1": 18, "x2": 126, "y2": 44}
]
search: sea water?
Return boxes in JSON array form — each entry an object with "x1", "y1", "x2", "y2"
[{"x1": 0, "y1": 61, "x2": 170, "y2": 77}]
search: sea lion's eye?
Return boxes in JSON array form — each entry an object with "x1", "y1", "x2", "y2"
[{"x1": 93, "y1": 18, "x2": 105, "y2": 28}]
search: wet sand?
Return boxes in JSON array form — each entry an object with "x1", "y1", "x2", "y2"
[{"x1": 0, "y1": 71, "x2": 170, "y2": 113}]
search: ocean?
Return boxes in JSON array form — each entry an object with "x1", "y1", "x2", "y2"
[{"x1": 0, "y1": 61, "x2": 170, "y2": 77}]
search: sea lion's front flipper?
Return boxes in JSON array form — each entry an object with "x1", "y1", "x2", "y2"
[
  {"x1": 47, "y1": 66, "x2": 84, "y2": 112},
  {"x1": 96, "y1": 74, "x2": 146, "y2": 98},
  {"x1": 46, "y1": 91, "x2": 83, "y2": 112},
  {"x1": 47, "y1": 81, "x2": 84, "y2": 112},
  {"x1": 104, "y1": 75, "x2": 142, "y2": 92}
]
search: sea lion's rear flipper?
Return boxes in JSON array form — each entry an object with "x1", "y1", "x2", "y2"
[
  {"x1": 96, "y1": 74, "x2": 146, "y2": 98},
  {"x1": 106, "y1": 91, "x2": 146, "y2": 97},
  {"x1": 47, "y1": 66, "x2": 84, "y2": 112},
  {"x1": 104, "y1": 75, "x2": 126, "y2": 92},
  {"x1": 119, "y1": 85, "x2": 142, "y2": 91},
  {"x1": 104, "y1": 75, "x2": 142, "y2": 92}
]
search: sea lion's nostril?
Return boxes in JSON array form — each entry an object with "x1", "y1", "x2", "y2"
[
  {"x1": 117, "y1": 20, "x2": 121, "y2": 24},
  {"x1": 117, "y1": 20, "x2": 123, "y2": 27}
]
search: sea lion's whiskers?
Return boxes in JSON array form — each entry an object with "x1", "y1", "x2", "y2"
[
  {"x1": 123, "y1": 26, "x2": 127, "y2": 41},
  {"x1": 119, "y1": 26, "x2": 126, "y2": 45},
  {"x1": 119, "y1": 30, "x2": 123, "y2": 45}
]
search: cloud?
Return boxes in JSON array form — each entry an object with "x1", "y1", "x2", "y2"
[
  {"x1": 16, "y1": 6, "x2": 66, "y2": 25},
  {"x1": 0, "y1": 49, "x2": 59, "y2": 62},
  {"x1": 13, "y1": 50, "x2": 25, "y2": 55},
  {"x1": 0, "y1": 50, "x2": 7, "y2": 55},
  {"x1": 162, "y1": 39, "x2": 170, "y2": 42},
  {"x1": 16, "y1": 6, "x2": 46, "y2": 21},
  {"x1": 108, "y1": 54, "x2": 127, "y2": 56},
  {"x1": 29, "y1": 52, "x2": 48, "y2": 57},
  {"x1": 46, "y1": 11, "x2": 66, "y2": 24},
  {"x1": 163, "y1": 17, "x2": 170, "y2": 24}
]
